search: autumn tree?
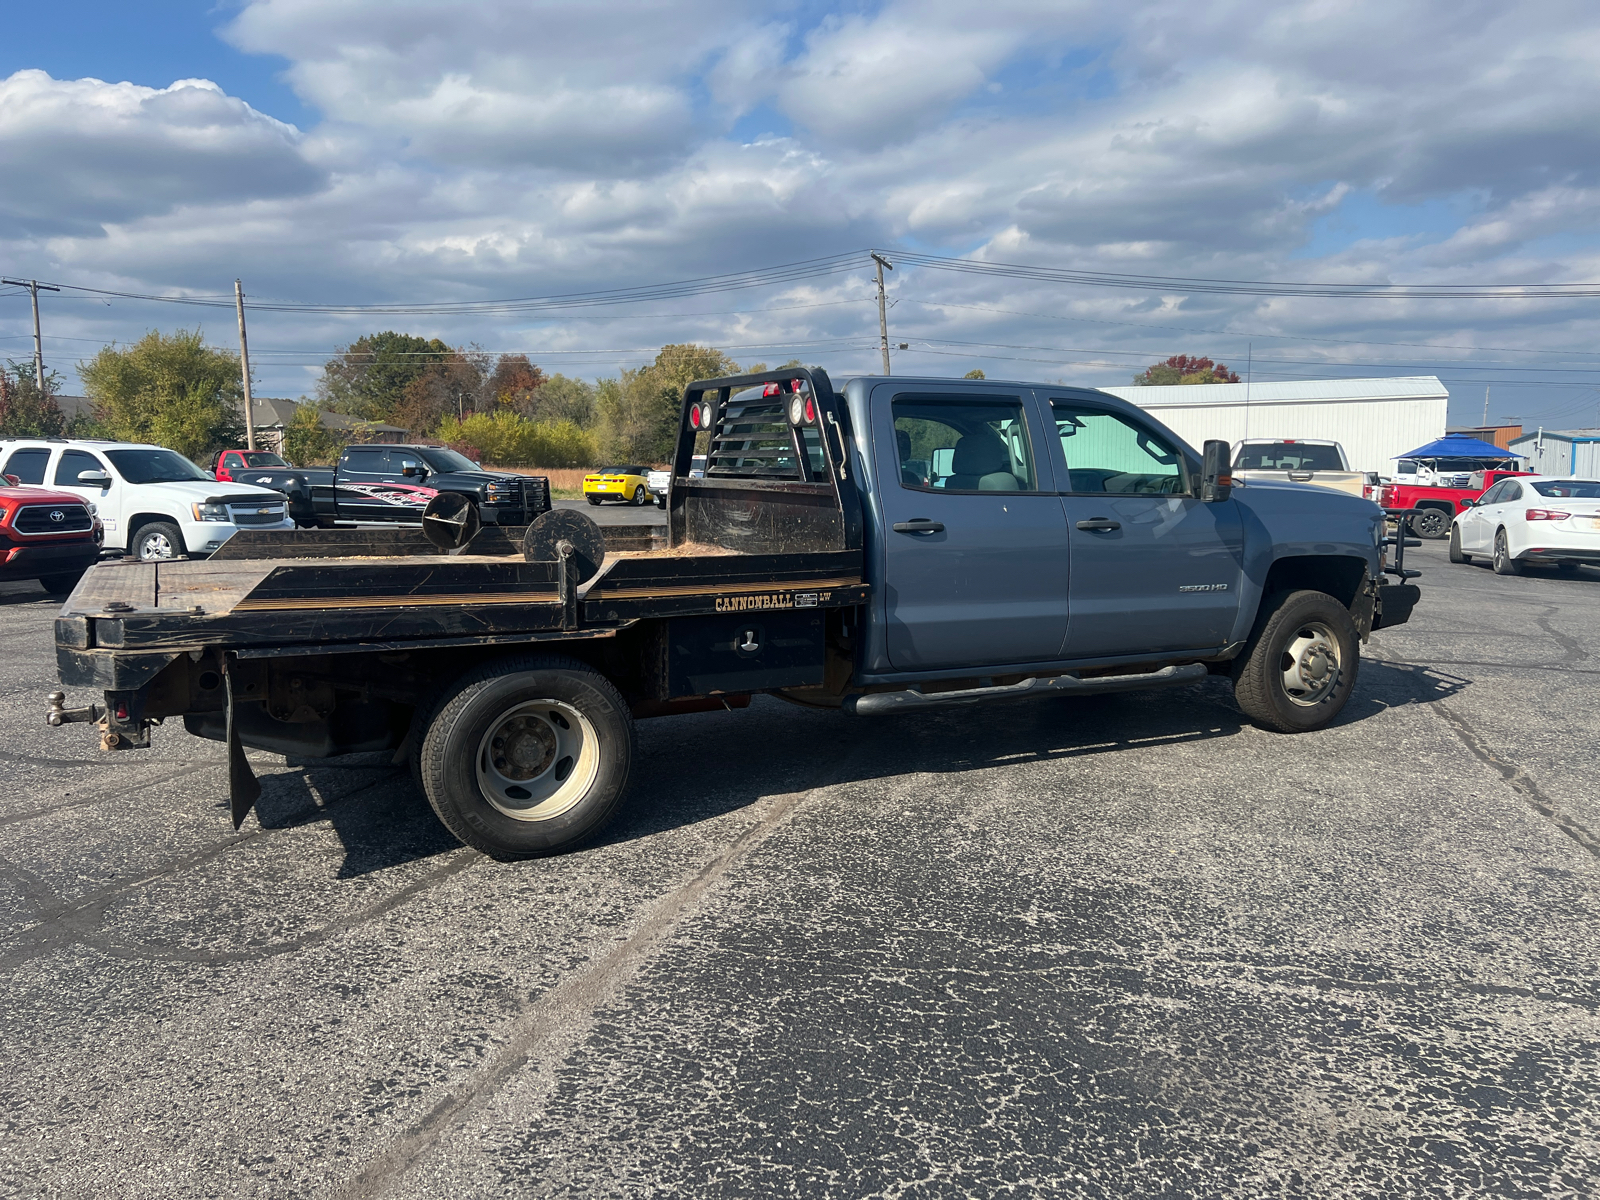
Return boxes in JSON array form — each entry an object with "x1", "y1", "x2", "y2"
[
  {"x1": 318, "y1": 331, "x2": 451, "y2": 421},
  {"x1": 0, "y1": 362, "x2": 65, "y2": 437},
  {"x1": 1132, "y1": 355, "x2": 1241, "y2": 386},
  {"x1": 524, "y1": 374, "x2": 597, "y2": 426},
  {"x1": 486, "y1": 354, "x2": 547, "y2": 411},
  {"x1": 78, "y1": 328, "x2": 245, "y2": 460},
  {"x1": 391, "y1": 348, "x2": 491, "y2": 433}
]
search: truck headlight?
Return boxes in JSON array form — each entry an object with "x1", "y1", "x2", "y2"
[
  {"x1": 85, "y1": 501, "x2": 98, "y2": 517},
  {"x1": 192, "y1": 502, "x2": 230, "y2": 522}
]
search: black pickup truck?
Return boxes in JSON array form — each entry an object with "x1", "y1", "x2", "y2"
[
  {"x1": 214, "y1": 444, "x2": 549, "y2": 528},
  {"x1": 51, "y1": 368, "x2": 1419, "y2": 862}
]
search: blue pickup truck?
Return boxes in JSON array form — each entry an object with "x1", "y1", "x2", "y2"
[{"x1": 47, "y1": 368, "x2": 1416, "y2": 861}]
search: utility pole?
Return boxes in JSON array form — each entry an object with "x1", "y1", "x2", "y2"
[
  {"x1": 871, "y1": 253, "x2": 894, "y2": 375},
  {"x1": 3, "y1": 278, "x2": 61, "y2": 390},
  {"x1": 234, "y1": 279, "x2": 256, "y2": 452},
  {"x1": 1482, "y1": 385, "x2": 1490, "y2": 427}
]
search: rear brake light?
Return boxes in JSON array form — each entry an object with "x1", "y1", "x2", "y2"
[
  {"x1": 762, "y1": 382, "x2": 780, "y2": 397},
  {"x1": 1526, "y1": 509, "x2": 1570, "y2": 521}
]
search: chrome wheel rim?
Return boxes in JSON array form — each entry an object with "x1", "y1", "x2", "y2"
[
  {"x1": 1494, "y1": 532, "x2": 1508, "y2": 570},
  {"x1": 139, "y1": 532, "x2": 176, "y2": 561},
  {"x1": 1278, "y1": 620, "x2": 1342, "y2": 707},
  {"x1": 475, "y1": 699, "x2": 598, "y2": 821}
]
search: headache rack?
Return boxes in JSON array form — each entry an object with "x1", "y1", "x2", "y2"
[{"x1": 666, "y1": 368, "x2": 863, "y2": 557}]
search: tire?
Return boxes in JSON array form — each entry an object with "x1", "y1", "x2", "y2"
[
  {"x1": 1492, "y1": 528, "x2": 1523, "y2": 576},
  {"x1": 1409, "y1": 507, "x2": 1450, "y2": 540},
  {"x1": 632, "y1": 485, "x2": 648, "y2": 506},
  {"x1": 38, "y1": 571, "x2": 84, "y2": 594},
  {"x1": 418, "y1": 654, "x2": 634, "y2": 859},
  {"x1": 1232, "y1": 590, "x2": 1360, "y2": 733},
  {"x1": 1448, "y1": 524, "x2": 1471, "y2": 564},
  {"x1": 132, "y1": 520, "x2": 185, "y2": 562},
  {"x1": 586, "y1": 495, "x2": 602, "y2": 506},
  {"x1": 656, "y1": 495, "x2": 667, "y2": 510}
]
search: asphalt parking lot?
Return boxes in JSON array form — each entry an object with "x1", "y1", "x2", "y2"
[{"x1": 1, "y1": 538, "x2": 1597, "y2": 1199}]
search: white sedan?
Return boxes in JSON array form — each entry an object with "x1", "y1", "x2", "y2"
[{"x1": 1450, "y1": 475, "x2": 1600, "y2": 575}]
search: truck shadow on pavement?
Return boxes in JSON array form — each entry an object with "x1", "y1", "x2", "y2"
[
  {"x1": 237, "y1": 658, "x2": 1470, "y2": 874},
  {"x1": 594, "y1": 658, "x2": 1471, "y2": 852}
]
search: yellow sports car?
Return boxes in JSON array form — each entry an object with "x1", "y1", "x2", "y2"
[{"x1": 583, "y1": 465, "x2": 653, "y2": 505}]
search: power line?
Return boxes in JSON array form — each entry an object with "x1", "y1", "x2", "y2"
[{"x1": 884, "y1": 249, "x2": 1600, "y2": 299}]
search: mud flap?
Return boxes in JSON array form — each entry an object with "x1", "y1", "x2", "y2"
[{"x1": 224, "y1": 663, "x2": 262, "y2": 829}]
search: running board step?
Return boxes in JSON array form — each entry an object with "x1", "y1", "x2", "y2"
[{"x1": 844, "y1": 663, "x2": 1208, "y2": 716}]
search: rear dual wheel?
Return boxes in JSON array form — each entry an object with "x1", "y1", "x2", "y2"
[{"x1": 417, "y1": 655, "x2": 634, "y2": 858}]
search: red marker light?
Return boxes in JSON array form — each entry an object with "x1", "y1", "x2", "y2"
[
  {"x1": 762, "y1": 382, "x2": 781, "y2": 397},
  {"x1": 803, "y1": 396, "x2": 816, "y2": 423},
  {"x1": 689, "y1": 405, "x2": 702, "y2": 429}
]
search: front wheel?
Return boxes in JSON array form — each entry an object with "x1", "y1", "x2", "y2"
[
  {"x1": 1232, "y1": 590, "x2": 1359, "y2": 733},
  {"x1": 1492, "y1": 528, "x2": 1523, "y2": 576},
  {"x1": 418, "y1": 655, "x2": 634, "y2": 858},
  {"x1": 1409, "y1": 508, "x2": 1450, "y2": 540},
  {"x1": 132, "y1": 520, "x2": 185, "y2": 562},
  {"x1": 1448, "y1": 524, "x2": 1471, "y2": 564},
  {"x1": 38, "y1": 571, "x2": 85, "y2": 594}
]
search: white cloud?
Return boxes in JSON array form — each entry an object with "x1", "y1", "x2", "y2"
[{"x1": 0, "y1": 70, "x2": 322, "y2": 236}]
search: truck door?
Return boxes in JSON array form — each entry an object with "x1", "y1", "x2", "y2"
[
  {"x1": 872, "y1": 386, "x2": 1071, "y2": 670},
  {"x1": 336, "y1": 446, "x2": 399, "y2": 522},
  {"x1": 1046, "y1": 398, "x2": 1244, "y2": 658}
]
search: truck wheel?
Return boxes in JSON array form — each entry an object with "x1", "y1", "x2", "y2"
[
  {"x1": 1448, "y1": 525, "x2": 1471, "y2": 564},
  {"x1": 1232, "y1": 590, "x2": 1359, "y2": 733},
  {"x1": 38, "y1": 571, "x2": 84, "y2": 594},
  {"x1": 1409, "y1": 508, "x2": 1450, "y2": 540},
  {"x1": 132, "y1": 521, "x2": 186, "y2": 561},
  {"x1": 1492, "y1": 528, "x2": 1523, "y2": 576},
  {"x1": 418, "y1": 654, "x2": 634, "y2": 859}
]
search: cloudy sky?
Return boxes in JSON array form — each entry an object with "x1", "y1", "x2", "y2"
[{"x1": 5, "y1": 0, "x2": 1600, "y2": 430}]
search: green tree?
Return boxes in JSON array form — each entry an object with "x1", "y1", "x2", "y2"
[
  {"x1": 281, "y1": 402, "x2": 349, "y2": 466},
  {"x1": 318, "y1": 332, "x2": 451, "y2": 421},
  {"x1": 0, "y1": 362, "x2": 66, "y2": 437},
  {"x1": 1132, "y1": 355, "x2": 1241, "y2": 386},
  {"x1": 78, "y1": 328, "x2": 245, "y2": 460},
  {"x1": 524, "y1": 374, "x2": 597, "y2": 426},
  {"x1": 436, "y1": 411, "x2": 598, "y2": 467},
  {"x1": 597, "y1": 343, "x2": 740, "y2": 462}
]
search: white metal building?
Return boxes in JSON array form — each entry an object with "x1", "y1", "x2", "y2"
[
  {"x1": 1099, "y1": 376, "x2": 1449, "y2": 476},
  {"x1": 1507, "y1": 428, "x2": 1600, "y2": 477}
]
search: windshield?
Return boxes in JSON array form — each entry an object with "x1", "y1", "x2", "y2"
[
  {"x1": 420, "y1": 448, "x2": 480, "y2": 473},
  {"x1": 1532, "y1": 479, "x2": 1600, "y2": 499},
  {"x1": 105, "y1": 448, "x2": 211, "y2": 484},
  {"x1": 1234, "y1": 442, "x2": 1345, "y2": 471}
]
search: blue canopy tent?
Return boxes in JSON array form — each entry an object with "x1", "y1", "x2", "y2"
[{"x1": 1397, "y1": 435, "x2": 1524, "y2": 460}]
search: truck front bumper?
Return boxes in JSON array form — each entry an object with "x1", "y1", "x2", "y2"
[{"x1": 0, "y1": 539, "x2": 101, "y2": 581}]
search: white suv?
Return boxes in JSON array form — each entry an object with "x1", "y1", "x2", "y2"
[{"x1": 0, "y1": 439, "x2": 292, "y2": 561}]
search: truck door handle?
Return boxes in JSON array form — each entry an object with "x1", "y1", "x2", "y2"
[
  {"x1": 892, "y1": 519, "x2": 945, "y2": 534},
  {"x1": 1075, "y1": 517, "x2": 1121, "y2": 532}
]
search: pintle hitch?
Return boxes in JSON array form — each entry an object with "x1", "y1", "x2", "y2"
[{"x1": 46, "y1": 690, "x2": 153, "y2": 751}]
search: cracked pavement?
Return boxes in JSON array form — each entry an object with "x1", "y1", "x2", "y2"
[{"x1": 1, "y1": 538, "x2": 1597, "y2": 1198}]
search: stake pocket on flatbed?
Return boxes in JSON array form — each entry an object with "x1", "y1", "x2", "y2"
[{"x1": 46, "y1": 367, "x2": 1419, "y2": 859}]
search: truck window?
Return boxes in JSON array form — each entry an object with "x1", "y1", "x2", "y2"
[
  {"x1": 1051, "y1": 404, "x2": 1185, "y2": 495},
  {"x1": 892, "y1": 398, "x2": 1036, "y2": 492},
  {"x1": 1233, "y1": 442, "x2": 1345, "y2": 471},
  {"x1": 2, "y1": 447, "x2": 49, "y2": 484},
  {"x1": 54, "y1": 449, "x2": 107, "y2": 486},
  {"x1": 341, "y1": 449, "x2": 389, "y2": 478}
]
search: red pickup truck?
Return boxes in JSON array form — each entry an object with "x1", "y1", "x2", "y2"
[{"x1": 1379, "y1": 470, "x2": 1534, "y2": 539}]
